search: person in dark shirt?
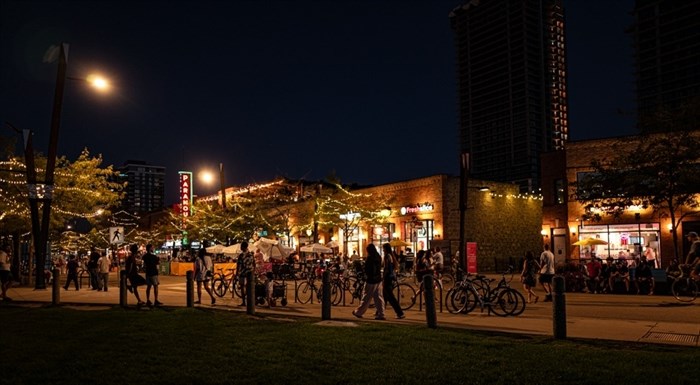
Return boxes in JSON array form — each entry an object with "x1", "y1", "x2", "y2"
[
  {"x1": 88, "y1": 247, "x2": 101, "y2": 290},
  {"x1": 63, "y1": 254, "x2": 80, "y2": 291},
  {"x1": 142, "y1": 244, "x2": 162, "y2": 307},
  {"x1": 352, "y1": 244, "x2": 385, "y2": 320}
]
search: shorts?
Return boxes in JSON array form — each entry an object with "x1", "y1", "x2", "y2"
[
  {"x1": 146, "y1": 275, "x2": 160, "y2": 286},
  {"x1": 538, "y1": 273, "x2": 554, "y2": 285},
  {"x1": 0, "y1": 270, "x2": 12, "y2": 284}
]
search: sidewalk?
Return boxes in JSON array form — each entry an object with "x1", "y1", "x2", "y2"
[{"x1": 3, "y1": 276, "x2": 699, "y2": 347}]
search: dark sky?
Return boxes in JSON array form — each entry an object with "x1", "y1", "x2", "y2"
[{"x1": 0, "y1": 0, "x2": 636, "y2": 205}]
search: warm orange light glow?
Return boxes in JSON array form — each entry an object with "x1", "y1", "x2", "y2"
[
  {"x1": 86, "y1": 74, "x2": 110, "y2": 92},
  {"x1": 199, "y1": 170, "x2": 215, "y2": 185}
]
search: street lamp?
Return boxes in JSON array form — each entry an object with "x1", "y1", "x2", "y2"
[
  {"x1": 21, "y1": 43, "x2": 110, "y2": 289},
  {"x1": 339, "y1": 212, "x2": 360, "y2": 258},
  {"x1": 198, "y1": 162, "x2": 227, "y2": 209}
]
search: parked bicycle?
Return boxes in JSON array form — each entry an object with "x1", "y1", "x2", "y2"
[
  {"x1": 212, "y1": 268, "x2": 243, "y2": 298},
  {"x1": 448, "y1": 267, "x2": 526, "y2": 317}
]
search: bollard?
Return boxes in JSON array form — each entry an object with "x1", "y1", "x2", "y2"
[
  {"x1": 322, "y1": 270, "x2": 331, "y2": 320},
  {"x1": 186, "y1": 270, "x2": 194, "y2": 308},
  {"x1": 423, "y1": 274, "x2": 437, "y2": 329},
  {"x1": 119, "y1": 270, "x2": 127, "y2": 308},
  {"x1": 246, "y1": 271, "x2": 255, "y2": 315},
  {"x1": 52, "y1": 269, "x2": 60, "y2": 306},
  {"x1": 552, "y1": 275, "x2": 567, "y2": 339}
]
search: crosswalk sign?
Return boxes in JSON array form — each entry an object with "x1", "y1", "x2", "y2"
[{"x1": 109, "y1": 227, "x2": 124, "y2": 244}]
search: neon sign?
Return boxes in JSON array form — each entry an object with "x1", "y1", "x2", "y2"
[
  {"x1": 400, "y1": 202, "x2": 434, "y2": 215},
  {"x1": 178, "y1": 171, "x2": 193, "y2": 218}
]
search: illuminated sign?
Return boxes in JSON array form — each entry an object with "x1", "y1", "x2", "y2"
[
  {"x1": 179, "y1": 171, "x2": 193, "y2": 219},
  {"x1": 400, "y1": 203, "x2": 434, "y2": 216}
]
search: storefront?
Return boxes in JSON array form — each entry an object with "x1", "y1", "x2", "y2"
[{"x1": 574, "y1": 223, "x2": 661, "y2": 265}]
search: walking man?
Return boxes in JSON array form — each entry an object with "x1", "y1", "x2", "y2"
[
  {"x1": 539, "y1": 244, "x2": 555, "y2": 301},
  {"x1": 142, "y1": 244, "x2": 162, "y2": 307},
  {"x1": 236, "y1": 242, "x2": 255, "y2": 306},
  {"x1": 97, "y1": 252, "x2": 111, "y2": 292},
  {"x1": 64, "y1": 254, "x2": 80, "y2": 291},
  {"x1": 88, "y1": 247, "x2": 101, "y2": 290}
]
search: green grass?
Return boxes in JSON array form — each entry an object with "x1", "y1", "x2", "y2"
[{"x1": 1, "y1": 305, "x2": 698, "y2": 385}]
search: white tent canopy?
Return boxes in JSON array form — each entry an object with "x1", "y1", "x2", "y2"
[
  {"x1": 300, "y1": 243, "x2": 332, "y2": 254},
  {"x1": 253, "y1": 238, "x2": 293, "y2": 260},
  {"x1": 206, "y1": 244, "x2": 226, "y2": 254}
]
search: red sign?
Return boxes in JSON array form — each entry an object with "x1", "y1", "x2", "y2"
[{"x1": 466, "y1": 242, "x2": 478, "y2": 274}]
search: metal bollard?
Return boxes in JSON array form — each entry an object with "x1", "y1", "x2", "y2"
[
  {"x1": 246, "y1": 271, "x2": 255, "y2": 315},
  {"x1": 553, "y1": 275, "x2": 567, "y2": 339},
  {"x1": 119, "y1": 270, "x2": 127, "y2": 308},
  {"x1": 186, "y1": 271, "x2": 194, "y2": 308},
  {"x1": 322, "y1": 270, "x2": 331, "y2": 320},
  {"x1": 52, "y1": 269, "x2": 60, "y2": 306},
  {"x1": 423, "y1": 274, "x2": 437, "y2": 329}
]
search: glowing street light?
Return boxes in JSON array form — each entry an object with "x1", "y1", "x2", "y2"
[
  {"x1": 199, "y1": 163, "x2": 227, "y2": 209},
  {"x1": 86, "y1": 74, "x2": 110, "y2": 92}
]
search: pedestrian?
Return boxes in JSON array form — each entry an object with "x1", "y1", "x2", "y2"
[
  {"x1": 0, "y1": 245, "x2": 13, "y2": 301},
  {"x1": 194, "y1": 248, "x2": 216, "y2": 305},
  {"x1": 413, "y1": 249, "x2": 434, "y2": 299},
  {"x1": 433, "y1": 246, "x2": 444, "y2": 273},
  {"x1": 63, "y1": 254, "x2": 80, "y2": 291},
  {"x1": 539, "y1": 244, "x2": 555, "y2": 301},
  {"x1": 97, "y1": 252, "x2": 110, "y2": 292},
  {"x1": 125, "y1": 244, "x2": 146, "y2": 306},
  {"x1": 236, "y1": 241, "x2": 255, "y2": 306},
  {"x1": 684, "y1": 232, "x2": 700, "y2": 265},
  {"x1": 142, "y1": 244, "x2": 162, "y2": 307},
  {"x1": 88, "y1": 247, "x2": 101, "y2": 290},
  {"x1": 520, "y1": 251, "x2": 539, "y2": 303},
  {"x1": 382, "y1": 243, "x2": 405, "y2": 319},
  {"x1": 352, "y1": 244, "x2": 385, "y2": 320}
]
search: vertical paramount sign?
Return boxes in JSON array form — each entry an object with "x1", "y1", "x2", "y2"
[{"x1": 178, "y1": 171, "x2": 193, "y2": 220}]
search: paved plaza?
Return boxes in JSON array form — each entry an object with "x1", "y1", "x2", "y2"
[{"x1": 3, "y1": 274, "x2": 699, "y2": 347}]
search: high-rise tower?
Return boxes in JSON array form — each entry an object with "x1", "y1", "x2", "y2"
[
  {"x1": 117, "y1": 160, "x2": 165, "y2": 214},
  {"x1": 631, "y1": 0, "x2": 700, "y2": 132},
  {"x1": 450, "y1": 0, "x2": 568, "y2": 192}
]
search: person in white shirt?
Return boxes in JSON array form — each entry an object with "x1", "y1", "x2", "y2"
[
  {"x1": 432, "y1": 247, "x2": 444, "y2": 273},
  {"x1": 97, "y1": 252, "x2": 111, "y2": 292},
  {"x1": 539, "y1": 244, "x2": 555, "y2": 302}
]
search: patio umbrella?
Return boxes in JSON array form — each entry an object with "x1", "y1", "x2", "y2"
[
  {"x1": 389, "y1": 239, "x2": 411, "y2": 247},
  {"x1": 325, "y1": 241, "x2": 339, "y2": 248},
  {"x1": 205, "y1": 244, "x2": 226, "y2": 254},
  {"x1": 253, "y1": 238, "x2": 293, "y2": 260},
  {"x1": 222, "y1": 243, "x2": 245, "y2": 257},
  {"x1": 572, "y1": 238, "x2": 609, "y2": 246},
  {"x1": 300, "y1": 243, "x2": 332, "y2": 254}
]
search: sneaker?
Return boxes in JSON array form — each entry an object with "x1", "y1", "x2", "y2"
[
  {"x1": 146, "y1": 300, "x2": 153, "y2": 307},
  {"x1": 352, "y1": 310, "x2": 363, "y2": 319},
  {"x1": 154, "y1": 300, "x2": 163, "y2": 306},
  {"x1": 136, "y1": 301, "x2": 146, "y2": 306},
  {"x1": 194, "y1": 300, "x2": 201, "y2": 304},
  {"x1": 396, "y1": 314, "x2": 406, "y2": 319}
]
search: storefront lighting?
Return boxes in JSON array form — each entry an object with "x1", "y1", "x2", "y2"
[
  {"x1": 541, "y1": 229, "x2": 548, "y2": 237},
  {"x1": 570, "y1": 226, "x2": 577, "y2": 236},
  {"x1": 392, "y1": 231, "x2": 399, "y2": 239},
  {"x1": 667, "y1": 223, "x2": 673, "y2": 232}
]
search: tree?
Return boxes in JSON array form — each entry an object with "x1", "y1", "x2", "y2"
[
  {"x1": 574, "y1": 130, "x2": 700, "y2": 259},
  {"x1": 0, "y1": 149, "x2": 124, "y2": 249}
]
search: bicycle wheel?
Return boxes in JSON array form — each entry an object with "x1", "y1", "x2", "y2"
[
  {"x1": 490, "y1": 288, "x2": 522, "y2": 317},
  {"x1": 212, "y1": 278, "x2": 227, "y2": 298},
  {"x1": 331, "y1": 282, "x2": 343, "y2": 306},
  {"x1": 445, "y1": 288, "x2": 461, "y2": 314},
  {"x1": 452, "y1": 287, "x2": 478, "y2": 314},
  {"x1": 440, "y1": 273, "x2": 454, "y2": 288},
  {"x1": 506, "y1": 289, "x2": 527, "y2": 316},
  {"x1": 232, "y1": 279, "x2": 243, "y2": 299},
  {"x1": 394, "y1": 283, "x2": 416, "y2": 311},
  {"x1": 296, "y1": 281, "x2": 314, "y2": 304},
  {"x1": 672, "y1": 278, "x2": 698, "y2": 302}
]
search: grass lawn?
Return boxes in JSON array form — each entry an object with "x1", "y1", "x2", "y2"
[{"x1": 1, "y1": 305, "x2": 698, "y2": 384}]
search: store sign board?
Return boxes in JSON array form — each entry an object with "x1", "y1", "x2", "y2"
[
  {"x1": 178, "y1": 171, "x2": 193, "y2": 218},
  {"x1": 400, "y1": 203, "x2": 434, "y2": 216},
  {"x1": 466, "y1": 242, "x2": 478, "y2": 274}
]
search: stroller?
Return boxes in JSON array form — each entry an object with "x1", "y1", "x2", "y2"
[{"x1": 255, "y1": 272, "x2": 288, "y2": 307}]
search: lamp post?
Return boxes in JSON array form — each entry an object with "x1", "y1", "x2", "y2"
[{"x1": 339, "y1": 212, "x2": 360, "y2": 258}]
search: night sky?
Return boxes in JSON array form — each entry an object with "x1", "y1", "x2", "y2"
[{"x1": 0, "y1": 0, "x2": 636, "y2": 205}]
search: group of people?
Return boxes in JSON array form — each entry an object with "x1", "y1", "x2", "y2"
[
  {"x1": 520, "y1": 244, "x2": 556, "y2": 304},
  {"x1": 351, "y1": 243, "x2": 406, "y2": 320},
  {"x1": 124, "y1": 243, "x2": 163, "y2": 307}
]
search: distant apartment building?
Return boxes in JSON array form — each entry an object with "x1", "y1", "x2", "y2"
[
  {"x1": 631, "y1": 0, "x2": 700, "y2": 132},
  {"x1": 118, "y1": 160, "x2": 165, "y2": 214},
  {"x1": 450, "y1": 0, "x2": 568, "y2": 192}
]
